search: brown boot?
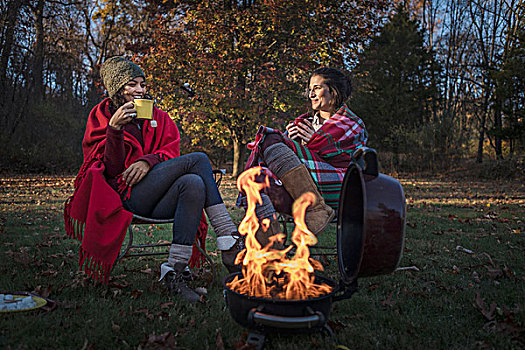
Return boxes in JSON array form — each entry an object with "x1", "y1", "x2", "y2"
[{"x1": 279, "y1": 164, "x2": 335, "y2": 234}]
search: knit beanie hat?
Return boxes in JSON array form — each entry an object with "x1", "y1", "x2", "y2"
[{"x1": 100, "y1": 56, "x2": 145, "y2": 99}]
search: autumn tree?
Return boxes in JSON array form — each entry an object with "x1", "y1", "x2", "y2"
[{"x1": 139, "y1": 0, "x2": 394, "y2": 176}]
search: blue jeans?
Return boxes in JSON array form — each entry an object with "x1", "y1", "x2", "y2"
[{"x1": 122, "y1": 152, "x2": 222, "y2": 245}]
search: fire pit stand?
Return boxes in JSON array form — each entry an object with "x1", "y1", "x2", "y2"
[
  {"x1": 225, "y1": 277, "x2": 358, "y2": 350},
  {"x1": 245, "y1": 320, "x2": 338, "y2": 350},
  {"x1": 246, "y1": 332, "x2": 266, "y2": 350}
]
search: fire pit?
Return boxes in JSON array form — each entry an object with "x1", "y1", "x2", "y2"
[
  {"x1": 224, "y1": 148, "x2": 406, "y2": 339},
  {"x1": 223, "y1": 272, "x2": 351, "y2": 332}
]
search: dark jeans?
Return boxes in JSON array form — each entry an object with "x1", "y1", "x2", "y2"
[{"x1": 122, "y1": 152, "x2": 222, "y2": 245}]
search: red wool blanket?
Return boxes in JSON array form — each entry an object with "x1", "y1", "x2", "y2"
[{"x1": 64, "y1": 98, "x2": 208, "y2": 283}]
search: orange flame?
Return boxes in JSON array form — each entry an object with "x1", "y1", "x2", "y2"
[{"x1": 227, "y1": 166, "x2": 333, "y2": 300}]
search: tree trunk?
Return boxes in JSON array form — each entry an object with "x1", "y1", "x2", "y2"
[
  {"x1": 0, "y1": 0, "x2": 24, "y2": 128},
  {"x1": 494, "y1": 105, "x2": 503, "y2": 159},
  {"x1": 476, "y1": 112, "x2": 486, "y2": 163},
  {"x1": 0, "y1": 0, "x2": 24, "y2": 91},
  {"x1": 232, "y1": 138, "x2": 246, "y2": 178},
  {"x1": 32, "y1": 0, "x2": 45, "y2": 103}
]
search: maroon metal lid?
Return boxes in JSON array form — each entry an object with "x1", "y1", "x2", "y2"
[
  {"x1": 336, "y1": 148, "x2": 406, "y2": 285},
  {"x1": 336, "y1": 162, "x2": 367, "y2": 285}
]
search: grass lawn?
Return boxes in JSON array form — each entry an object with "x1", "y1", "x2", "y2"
[{"x1": 0, "y1": 173, "x2": 524, "y2": 349}]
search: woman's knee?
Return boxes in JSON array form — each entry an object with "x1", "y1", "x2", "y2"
[
  {"x1": 260, "y1": 133, "x2": 285, "y2": 151},
  {"x1": 189, "y1": 152, "x2": 213, "y2": 170},
  {"x1": 191, "y1": 152, "x2": 209, "y2": 163},
  {"x1": 179, "y1": 174, "x2": 206, "y2": 202}
]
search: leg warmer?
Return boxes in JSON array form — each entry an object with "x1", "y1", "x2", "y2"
[
  {"x1": 205, "y1": 203, "x2": 238, "y2": 250},
  {"x1": 167, "y1": 243, "x2": 193, "y2": 272}
]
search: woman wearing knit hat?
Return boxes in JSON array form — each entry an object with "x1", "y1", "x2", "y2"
[{"x1": 64, "y1": 56, "x2": 243, "y2": 303}]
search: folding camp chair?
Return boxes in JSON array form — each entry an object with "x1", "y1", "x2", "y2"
[{"x1": 113, "y1": 169, "x2": 224, "y2": 282}]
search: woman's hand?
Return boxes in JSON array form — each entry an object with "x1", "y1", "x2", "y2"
[
  {"x1": 109, "y1": 101, "x2": 137, "y2": 130},
  {"x1": 122, "y1": 160, "x2": 150, "y2": 186},
  {"x1": 285, "y1": 121, "x2": 299, "y2": 140},
  {"x1": 294, "y1": 119, "x2": 315, "y2": 144}
]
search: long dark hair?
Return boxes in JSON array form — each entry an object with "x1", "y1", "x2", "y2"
[
  {"x1": 108, "y1": 86, "x2": 127, "y2": 116},
  {"x1": 309, "y1": 67, "x2": 352, "y2": 112}
]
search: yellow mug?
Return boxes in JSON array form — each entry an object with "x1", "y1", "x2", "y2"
[{"x1": 134, "y1": 99, "x2": 153, "y2": 120}]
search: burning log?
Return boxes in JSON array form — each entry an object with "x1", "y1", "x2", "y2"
[{"x1": 227, "y1": 167, "x2": 333, "y2": 300}]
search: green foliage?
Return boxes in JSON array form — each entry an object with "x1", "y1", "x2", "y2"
[
  {"x1": 351, "y1": 5, "x2": 442, "y2": 155},
  {"x1": 0, "y1": 98, "x2": 87, "y2": 172},
  {"x1": 491, "y1": 17, "x2": 525, "y2": 154}
]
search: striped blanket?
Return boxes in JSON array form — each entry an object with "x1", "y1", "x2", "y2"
[{"x1": 245, "y1": 104, "x2": 367, "y2": 209}]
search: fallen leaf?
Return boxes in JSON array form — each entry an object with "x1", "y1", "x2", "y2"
[
  {"x1": 368, "y1": 283, "x2": 379, "y2": 291},
  {"x1": 232, "y1": 332, "x2": 252, "y2": 350},
  {"x1": 406, "y1": 222, "x2": 417, "y2": 228},
  {"x1": 32, "y1": 285, "x2": 54, "y2": 298},
  {"x1": 134, "y1": 309, "x2": 154, "y2": 320},
  {"x1": 141, "y1": 332, "x2": 177, "y2": 350},
  {"x1": 109, "y1": 280, "x2": 130, "y2": 289},
  {"x1": 473, "y1": 292, "x2": 496, "y2": 321},
  {"x1": 130, "y1": 289, "x2": 143, "y2": 299},
  {"x1": 216, "y1": 331, "x2": 225, "y2": 350},
  {"x1": 159, "y1": 302, "x2": 174, "y2": 309},
  {"x1": 327, "y1": 319, "x2": 346, "y2": 331},
  {"x1": 380, "y1": 291, "x2": 396, "y2": 307}
]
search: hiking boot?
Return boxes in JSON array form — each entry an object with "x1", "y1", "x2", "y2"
[
  {"x1": 221, "y1": 233, "x2": 245, "y2": 274},
  {"x1": 164, "y1": 270, "x2": 200, "y2": 304}
]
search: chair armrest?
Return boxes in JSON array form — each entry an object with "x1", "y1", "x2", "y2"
[{"x1": 212, "y1": 169, "x2": 224, "y2": 188}]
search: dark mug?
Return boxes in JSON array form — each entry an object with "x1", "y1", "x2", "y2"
[{"x1": 291, "y1": 117, "x2": 313, "y2": 142}]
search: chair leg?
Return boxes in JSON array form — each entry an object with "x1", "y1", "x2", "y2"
[
  {"x1": 115, "y1": 225, "x2": 134, "y2": 264},
  {"x1": 194, "y1": 240, "x2": 216, "y2": 286},
  {"x1": 111, "y1": 221, "x2": 217, "y2": 286}
]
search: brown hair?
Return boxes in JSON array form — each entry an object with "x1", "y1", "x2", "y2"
[
  {"x1": 108, "y1": 87, "x2": 127, "y2": 115},
  {"x1": 309, "y1": 67, "x2": 352, "y2": 112}
]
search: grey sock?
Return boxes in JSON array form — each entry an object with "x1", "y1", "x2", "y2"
[
  {"x1": 168, "y1": 244, "x2": 193, "y2": 272},
  {"x1": 256, "y1": 193, "x2": 277, "y2": 220},
  {"x1": 263, "y1": 143, "x2": 302, "y2": 178},
  {"x1": 205, "y1": 203, "x2": 238, "y2": 250},
  {"x1": 238, "y1": 193, "x2": 276, "y2": 221}
]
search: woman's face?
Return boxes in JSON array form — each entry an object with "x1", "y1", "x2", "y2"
[
  {"x1": 122, "y1": 77, "x2": 146, "y2": 102},
  {"x1": 308, "y1": 75, "x2": 332, "y2": 113}
]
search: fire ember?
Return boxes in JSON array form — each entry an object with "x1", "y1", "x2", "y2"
[{"x1": 227, "y1": 167, "x2": 333, "y2": 300}]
